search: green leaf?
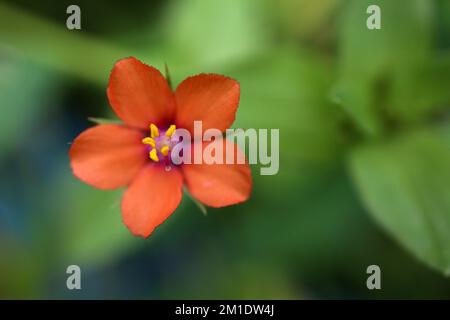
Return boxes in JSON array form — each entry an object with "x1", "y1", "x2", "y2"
[
  {"x1": 0, "y1": 2, "x2": 134, "y2": 85},
  {"x1": 273, "y1": 0, "x2": 340, "y2": 40},
  {"x1": 335, "y1": 0, "x2": 434, "y2": 136},
  {"x1": 349, "y1": 125, "x2": 450, "y2": 274},
  {"x1": 183, "y1": 187, "x2": 208, "y2": 216},
  {"x1": 88, "y1": 117, "x2": 122, "y2": 125},
  {"x1": 164, "y1": 63, "x2": 174, "y2": 90},
  {"x1": 389, "y1": 53, "x2": 450, "y2": 124},
  {"x1": 229, "y1": 47, "x2": 347, "y2": 169},
  {"x1": 161, "y1": 0, "x2": 269, "y2": 71}
]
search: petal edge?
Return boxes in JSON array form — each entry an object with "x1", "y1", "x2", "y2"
[
  {"x1": 107, "y1": 57, "x2": 175, "y2": 129},
  {"x1": 69, "y1": 124, "x2": 146, "y2": 190},
  {"x1": 121, "y1": 165, "x2": 183, "y2": 237},
  {"x1": 182, "y1": 139, "x2": 252, "y2": 207},
  {"x1": 175, "y1": 74, "x2": 240, "y2": 134}
]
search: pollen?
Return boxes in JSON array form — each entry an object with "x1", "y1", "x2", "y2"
[
  {"x1": 150, "y1": 123, "x2": 159, "y2": 138},
  {"x1": 165, "y1": 125, "x2": 176, "y2": 137},
  {"x1": 142, "y1": 124, "x2": 177, "y2": 162},
  {"x1": 161, "y1": 146, "x2": 169, "y2": 156},
  {"x1": 142, "y1": 137, "x2": 156, "y2": 147},
  {"x1": 149, "y1": 148, "x2": 159, "y2": 162}
]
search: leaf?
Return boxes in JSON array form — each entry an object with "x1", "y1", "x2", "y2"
[
  {"x1": 229, "y1": 47, "x2": 347, "y2": 172},
  {"x1": 274, "y1": 0, "x2": 340, "y2": 40},
  {"x1": 164, "y1": 63, "x2": 173, "y2": 90},
  {"x1": 349, "y1": 125, "x2": 450, "y2": 274},
  {"x1": 232, "y1": 168, "x2": 369, "y2": 268},
  {"x1": 160, "y1": 0, "x2": 269, "y2": 71},
  {"x1": 389, "y1": 53, "x2": 450, "y2": 124},
  {"x1": 0, "y1": 2, "x2": 133, "y2": 85},
  {"x1": 183, "y1": 187, "x2": 208, "y2": 216},
  {"x1": 334, "y1": 0, "x2": 434, "y2": 136},
  {"x1": 88, "y1": 117, "x2": 122, "y2": 125}
]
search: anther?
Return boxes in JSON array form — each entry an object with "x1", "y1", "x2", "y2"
[
  {"x1": 142, "y1": 137, "x2": 156, "y2": 147},
  {"x1": 165, "y1": 125, "x2": 176, "y2": 137},
  {"x1": 150, "y1": 123, "x2": 159, "y2": 138},
  {"x1": 161, "y1": 146, "x2": 169, "y2": 156},
  {"x1": 149, "y1": 148, "x2": 159, "y2": 162}
]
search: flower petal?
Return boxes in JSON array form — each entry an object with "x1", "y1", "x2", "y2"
[
  {"x1": 182, "y1": 139, "x2": 252, "y2": 207},
  {"x1": 175, "y1": 74, "x2": 240, "y2": 134},
  {"x1": 69, "y1": 124, "x2": 146, "y2": 189},
  {"x1": 107, "y1": 57, "x2": 175, "y2": 129},
  {"x1": 121, "y1": 165, "x2": 183, "y2": 237}
]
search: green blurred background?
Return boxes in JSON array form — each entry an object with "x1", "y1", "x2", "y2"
[{"x1": 1, "y1": 0, "x2": 450, "y2": 299}]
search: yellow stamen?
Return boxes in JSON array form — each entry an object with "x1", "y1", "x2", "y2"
[
  {"x1": 142, "y1": 137, "x2": 155, "y2": 147},
  {"x1": 161, "y1": 146, "x2": 169, "y2": 156},
  {"x1": 150, "y1": 123, "x2": 159, "y2": 138},
  {"x1": 165, "y1": 125, "x2": 176, "y2": 137},
  {"x1": 149, "y1": 148, "x2": 159, "y2": 162}
]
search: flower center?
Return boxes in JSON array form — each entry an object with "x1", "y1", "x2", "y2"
[{"x1": 142, "y1": 123, "x2": 177, "y2": 163}]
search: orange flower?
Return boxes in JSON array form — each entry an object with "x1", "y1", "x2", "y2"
[{"x1": 69, "y1": 57, "x2": 252, "y2": 237}]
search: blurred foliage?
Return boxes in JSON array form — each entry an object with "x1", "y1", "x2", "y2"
[
  {"x1": 0, "y1": 0, "x2": 450, "y2": 299},
  {"x1": 350, "y1": 125, "x2": 450, "y2": 274}
]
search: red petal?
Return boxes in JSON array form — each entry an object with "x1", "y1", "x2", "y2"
[
  {"x1": 182, "y1": 139, "x2": 252, "y2": 207},
  {"x1": 175, "y1": 74, "x2": 240, "y2": 134},
  {"x1": 69, "y1": 124, "x2": 147, "y2": 189},
  {"x1": 107, "y1": 57, "x2": 175, "y2": 129},
  {"x1": 121, "y1": 165, "x2": 183, "y2": 237}
]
